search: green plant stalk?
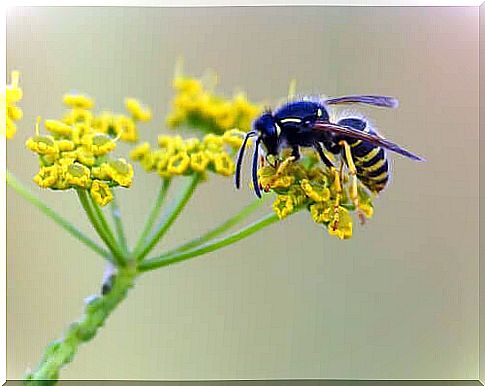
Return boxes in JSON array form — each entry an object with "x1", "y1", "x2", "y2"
[
  {"x1": 135, "y1": 175, "x2": 199, "y2": 261},
  {"x1": 168, "y1": 198, "x2": 265, "y2": 255},
  {"x1": 24, "y1": 264, "x2": 137, "y2": 386},
  {"x1": 138, "y1": 212, "x2": 280, "y2": 272},
  {"x1": 77, "y1": 189, "x2": 125, "y2": 266},
  {"x1": 89, "y1": 195, "x2": 119, "y2": 250},
  {"x1": 5, "y1": 170, "x2": 111, "y2": 260},
  {"x1": 132, "y1": 178, "x2": 171, "y2": 257},
  {"x1": 110, "y1": 192, "x2": 129, "y2": 255}
]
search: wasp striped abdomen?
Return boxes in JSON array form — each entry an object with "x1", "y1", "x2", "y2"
[{"x1": 337, "y1": 118, "x2": 389, "y2": 193}]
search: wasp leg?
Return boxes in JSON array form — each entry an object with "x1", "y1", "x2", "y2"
[
  {"x1": 313, "y1": 142, "x2": 335, "y2": 169},
  {"x1": 339, "y1": 140, "x2": 366, "y2": 224},
  {"x1": 290, "y1": 145, "x2": 301, "y2": 162},
  {"x1": 330, "y1": 163, "x2": 343, "y2": 231},
  {"x1": 276, "y1": 155, "x2": 295, "y2": 176}
]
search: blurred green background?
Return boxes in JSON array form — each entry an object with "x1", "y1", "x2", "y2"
[{"x1": 6, "y1": 6, "x2": 478, "y2": 380}]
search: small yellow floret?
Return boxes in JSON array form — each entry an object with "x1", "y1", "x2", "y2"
[
  {"x1": 114, "y1": 115, "x2": 138, "y2": 142},
  {"x1": 130, "y1": 142, "x2": 151, "y2": 161},
  {"x1": 273, "y1": 195, "x2": 294, "y2": 219},
  {"x1": 63, "y1": 93, "x2": 94, "y2": 109},
  {"x1": 56, "y1": 139, "x2": 76, "y2": 152},
  {"x1": 190, "y1": 151, "x2": 210, "y2": 172},
  {"x1": 33, "y1": 165, "x2": 59, "y2": 188},
  {"x1": 167, "y1": 152, "x2": 191, "y2": 175},
  {"x1": 26, "y1": 135, "x2": 59, "y2": 155},
  {"x1": 83, "y1": 134, "x2": 116, "y2": 155},
  {"x1": 327, "y1": 206, "x2": 353, "y2": 240},
  {"x1": 102, "y1": 159, "x2": 134, "y2": 187},
  {"x1": 212, "y1": 152, "x2": 235, "y2": 176},
  {"x1": 90, "y1": 180, "x2": 113, "y2": 206},
  {"x1": 222, "y1": 129, "x2": 247, "y2": 148},
  {"x1": 45, "y1": 120, "x2": 73, "y2": 137},
  {"x1": 125, "y1": 98, "x2": 152, "y2": 122},
  {"x1": 66, "y1": 162, "x2": 91, "y2": 188},
  {"x1": 301, "y1": 179, "x2": 330, "y2": 202},
  {"x1": 310, "y1": 202, "x2": 333, "y2": 224}
]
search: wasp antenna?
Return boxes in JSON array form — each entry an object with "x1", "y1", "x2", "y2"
[
  {"x1": 252, "y1": 137, "x2": 262, "y2": 198},
  {"x1": 234, "y1": 131, "x2": 256, "y2": 190}
]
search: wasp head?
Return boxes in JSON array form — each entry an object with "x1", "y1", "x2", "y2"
[{"x1": 254, "y1": 111, "x2": 279, "y2": 157}]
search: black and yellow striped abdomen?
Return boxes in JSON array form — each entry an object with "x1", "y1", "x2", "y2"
[{"x1": 337, "y1": 118, "x2": 390, "y2": 193}]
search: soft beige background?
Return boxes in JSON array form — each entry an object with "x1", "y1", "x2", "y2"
[{"x1": 7, "y1": 6, "x2": 478, "y2": 380}]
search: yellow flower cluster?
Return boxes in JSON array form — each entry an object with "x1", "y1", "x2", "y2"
[
  {"x1": 61, "y1": 93, "x2": 151, "y2": 143},
  {"x1": 25, "y1": 93, "x2": 144, "y2": 206},
  {"x1": 165, "y1": 73, "x2": 262, "y2": 134},
  {"x1": 130, "y1": 129, "x2": 247, "y2": 179},
  {"x1": 4, "y1": 71, "x2": 23, "y2": 139},
  {"x1": 258, "y1": 153, "x2": 375, "y2": 240}
]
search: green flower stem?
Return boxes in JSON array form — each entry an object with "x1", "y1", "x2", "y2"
[
  {"x1": 138, "y1": 212, "x2": 280, "y2": 272},
  {"x1": 77, "y1": 189, "x2": 125, "y2": 266},
  {"x1": 5, "y1": 170, "x2": 111, "y2": 260},
  {"x1": 24, "y1": 264, "x2": 137, "y2": 385},
  {"x1": 133, "y1": 178, "x2": 171, "y2": 257},
  {"x1": 88, "y1": 194, "x2": 122, "y2": 256},
  {"x1": 135, "y1": 175, "x2": 199, "y2": 262},
  {"x1": 169, "y1": 198, "x2": 265, "y2": 255},
  {"x1": 110, "y1": 192, "x2": 129, "y2": 255}
]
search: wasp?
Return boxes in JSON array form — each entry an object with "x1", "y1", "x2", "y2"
[{"x1": 234, "y1": 95, "x2": 424, "y2": 210}]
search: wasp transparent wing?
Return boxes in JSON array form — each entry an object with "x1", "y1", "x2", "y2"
[
  {"x1": 325, "y1": 95, "x2": 399, "y2": 108},
  {"x1": 312, "y1": 121, "x2": 425, "y2": 161}
]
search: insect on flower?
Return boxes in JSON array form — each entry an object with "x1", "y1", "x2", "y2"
[{"x1": 235, "y1": 95, "x2": 425, "y2": 209}]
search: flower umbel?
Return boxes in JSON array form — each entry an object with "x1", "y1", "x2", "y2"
[
  {"x1": 165, "y1": 70, "x2": 262, "y2": 134},
  {"x1": 258, "y1": 150, "x2": 376, "y2": 239},
  {"x1": 25, "y1": 93, "x2": 146, "y2": 205},
  {"x1": 130, "y1": 130, "x2": 246, "y2": 179}
]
